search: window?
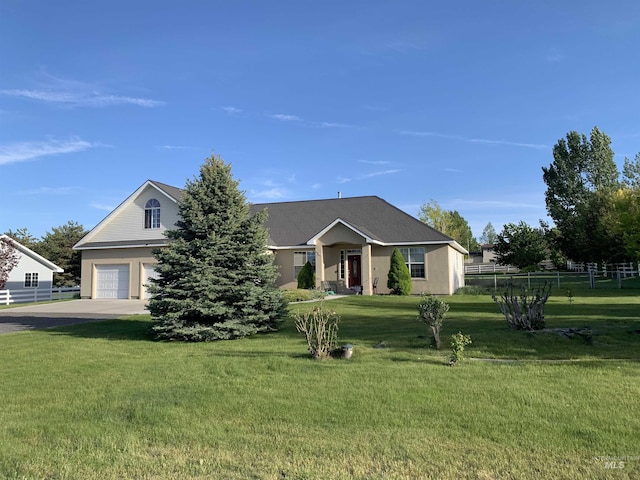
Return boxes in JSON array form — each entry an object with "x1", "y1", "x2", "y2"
[
  {"x1": 339, "y1": 250, "x2": 345, "y2": 279},
  {"x1": 24, "y1": 272, "x2": 39, "y2": 288},
  {"x1": 293, "y1": 251, "x2": 316, "y2": 279},
  {"x1": 399, "y1": 247, "x2": 425, "y2": 278},
  {"x1": 144, "y1": 199, "x2": 161, "y2": 229}
]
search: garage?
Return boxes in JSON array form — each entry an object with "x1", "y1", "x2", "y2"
[{"x1": 95, "y1": 265, "x2": 130, "y2": 299}]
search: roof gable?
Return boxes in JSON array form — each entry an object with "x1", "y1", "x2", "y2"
[
  {"x1": 0, "y1": 235, "x2": 63, "y2": 273},
  {"x1": 74, "y1": 180, "x2": 181, "y2": 250}
]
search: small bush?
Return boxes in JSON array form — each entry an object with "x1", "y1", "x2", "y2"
[
  {"x1": 294, "y1": 304, "x2": 340, "y2": 360},
  {"x1": 297, "y1": 261, "x2": 315, "y2": 289},
  {"x1": 492, "y1": 281, "x2": 552, "y2": 331},
  {"x1": 454, "y1": 286, "x2": 489, "y2": 295},
  {"x1": 417, "y1": 294, "x2": 450, "y2": 350},
  {"x1": 450, "y1": 332, "x2": 472, "y2": 365},
  {"x1": 388, "y1": 248, "x2": 412, "y2": 295},
  {"x1": 282, "y1": 289, "x2": 326, "y2": 303}
]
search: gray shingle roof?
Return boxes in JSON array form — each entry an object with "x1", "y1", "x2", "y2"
[{"x1": 249, "y1": 196, "x2": 454, "y2": 247}]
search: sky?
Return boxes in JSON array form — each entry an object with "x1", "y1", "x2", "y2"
[{"x1": 2, "y1": 1, "x2": 640, "y2": 241}]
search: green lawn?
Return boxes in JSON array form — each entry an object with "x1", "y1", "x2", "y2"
[{"x1": 1, "y1": 293, "x2": 639, "y2": 479}]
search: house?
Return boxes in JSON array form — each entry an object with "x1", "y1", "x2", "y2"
[
  {"x1": 73, "y1": 180, "x2": 467, "y2": 299},
  {"x1": 466, "y1": 243, "x2": 497, "y2": 264},
  {"x1": 0, "y1": 235, "x2": 64, "y2": 304}
]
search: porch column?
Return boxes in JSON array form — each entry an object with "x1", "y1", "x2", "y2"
[
  {"x1": 315, "y1": 241, "x2": 325, "y2": 289},
  {"x1": 361, "y1": 243, "x2": 373, "y2": 295}
]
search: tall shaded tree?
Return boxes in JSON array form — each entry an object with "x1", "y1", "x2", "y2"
[
  {"x1": 542, "y1": 126, "x2": 621, "y2": 262},
  {"x1": 0, "y1": 236, "x2": 20, "y2": 289},
  {"x1": 419, "y1": 199, "x2": 477, "y2": 251},
  {"x1": 494, "y1": 221, "x2": 547, "y2": 270},
  {"x1": 479, "y1": 222, "x2": 497, "y2": 245},
  {"x1": 148, "y1": 153, "x2": 287, "y2": 341},
  {"x1": 36, "y1": 221, "x2": 86, "y2": 286}
]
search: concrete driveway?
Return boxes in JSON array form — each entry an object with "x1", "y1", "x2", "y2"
[{"x1": 0, "y1": 300, "x2": 149, "y2": 334}]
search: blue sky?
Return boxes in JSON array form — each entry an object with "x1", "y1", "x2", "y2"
[{"x1": 2, "y1": 1, "x2": 640, "y2": 240}]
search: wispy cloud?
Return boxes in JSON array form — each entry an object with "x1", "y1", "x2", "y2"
[
  {"x1": 20, "y1": 186, "x2": 79, "y2": 195},
  {"x1": 90, "y1": 202, "x2": 116, "y2": 211},
  {"x1": 399, "y1": 130, "x2": 548, "y2": 150},
  {"x1": 337, "y1": 176, "x2": 351, "y2": 184},
  {"x1": 157, "y1": 145, "x2": 195, "y2": 150},
  {"x1": 0, "y1": 137, "x2": 95, "y2": 165},
  {"x1": 271, "y1": 114, "x2": 301, "y2": 122},
  {"x1": 222, "y1": 106, "x2": 242, "y2": 114},
  {"x1": 320, "y1": 121, "x2": 350, "y2": 128},
  {"x1": 358, "y1": 160, "x2": 392, "y2": 166},
  {"x1": 361, "y1": 169, "x2": 401, "y2": 178},
  {"x1": 249, "y1": 188, "x2": 288, "y2": 200},
  {"x1": 0, "y1": 88, "x2": 164, "y2": 108},
  {"x1": 443, "y1": 168, "x2": 463, "y2": 173},
  {"x1": 312, "y1": 183, "x2": 322, "y2": 189}
]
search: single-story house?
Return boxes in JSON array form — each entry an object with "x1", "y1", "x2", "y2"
[
  {"x1": 73, "y1": 180, "x2": 467, "y2": 299},
  {"x1": 0, "y1": 235, "x2": 64, "y2": 304}
]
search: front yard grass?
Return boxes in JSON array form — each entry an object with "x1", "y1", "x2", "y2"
[{"x1": 0, "y1": 292, "x2": 639, "y2": 479}]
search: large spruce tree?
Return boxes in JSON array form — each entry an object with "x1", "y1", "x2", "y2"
[{"x1": 148, "y1": 154, "x2": 287, "y2": 341}]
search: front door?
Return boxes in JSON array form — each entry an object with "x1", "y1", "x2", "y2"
[{"x1": 347, "y1": 255, "x2": 361, "y2": 289}]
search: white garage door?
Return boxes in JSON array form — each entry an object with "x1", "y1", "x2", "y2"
[
  {"x1": 143, "y1": 263, "x2": 161, "y2": 299},
  {"x1": 96, "y1": 265, "x2": 130, "y2": 299}
]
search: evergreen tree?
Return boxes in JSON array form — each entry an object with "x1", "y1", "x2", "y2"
[
  {"x1": 387, "y1": 248, "x2": 412, "y2": 295},
  {"x1": 148, "y1": 154, "x2": 287, "y2": 341},
  {"x1": 35, "y1": 221, "x2": 86, "y2": 287},
  {"x1": 297, "y1": 261, "x2": 315, "y2": 289}
]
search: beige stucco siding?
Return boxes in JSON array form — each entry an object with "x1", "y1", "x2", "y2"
[
  {"x1": 88, "y1": 185, "x2": 180, "y2": 244},
  {"x1": 80, "y1": 247, "x2": 157, "y2": 299}
]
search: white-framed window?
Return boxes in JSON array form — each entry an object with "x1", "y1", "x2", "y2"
[
  {"x1": 294, "y1": 251, "x2": 316, "y2": 279},
  {"x1": 24, "y1": 272, "x2": 39, "y2": 288},
  {"x1": 399, "y1": 247, "x2": 426, "y2": 278},
  {"x1": 144, "y1": 199, "x2": 161, "y2": 229}
]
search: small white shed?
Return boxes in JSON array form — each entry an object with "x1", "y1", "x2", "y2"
[{"x1": 0, "y1": 235, "x2": 64, "y2": 304}]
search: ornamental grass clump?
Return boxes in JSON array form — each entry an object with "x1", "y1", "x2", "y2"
[
  {"x1": 294, "y1": 304, "x2": 340, "y2": 360},
  {"x1": 492, "y1": 281, "x2": 552, "y2": 331},
  {"x1": 417, "y1": 294, "x2": 450, "y2": 350}
]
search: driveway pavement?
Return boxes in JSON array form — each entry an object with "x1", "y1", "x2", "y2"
[{"x1": 0, "y1": 300, "x2": 149, "y2": 334}]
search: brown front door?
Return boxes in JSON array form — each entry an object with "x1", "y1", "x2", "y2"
[{"x1": 347, "y1": 255, "x2": 361, "y2": 288}]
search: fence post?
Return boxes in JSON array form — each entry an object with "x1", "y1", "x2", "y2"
[
  {"x1": 589, "y1": 271, "x2": 596, "y2": 289},
  {"x1": 527, "y1": 272, "x2": 531, "y2": 289},
  {"x1": 617, "y1": 271, "x2": 622, "y2": 289},
  {"x1": 557, "y1": 271, "x2": 560, "y2": 289},
  {"x1": 494, "y1": 274, "x2": 497, "y2": 291}
]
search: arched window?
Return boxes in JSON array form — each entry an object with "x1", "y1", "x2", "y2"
[{"x1": 144, "y1": 199, "x2": 161, "y2": 229}]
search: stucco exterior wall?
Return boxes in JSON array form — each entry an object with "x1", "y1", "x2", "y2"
[{"x1": 80, "y1": 247, "x2": 157, "y2": 299}]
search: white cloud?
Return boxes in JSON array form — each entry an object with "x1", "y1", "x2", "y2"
[
  {"x1": 337, "y1": 176, "x2": 351, "y2": 184},
  {"x1": 0, "y1": 88, "x2": 164, "y2": 108},
  {"x1": 399, "y1": 130, "x2": 548, "y2": 150},
  {"x1": 157, "y1": 145, "x2": 194, "y2": 150},
  {"x1": 249, "y1": 188, "x2": 288, "y2": 200},
  {"x1": 222, "y1": 106, "x2": 243, "y2": 114},
  {"x1": 90, "y1": 202, "x2": 116, "y2": 211},
  {"x1": 312, "y1": 183, "x2": 322, "y2": 189},
  {"x1": 271, "y1": 114, "x2": 301, "y2": 122},
  {"x1": 449, "y1": 199, "x2": 541, "y2": 210},
  {"x1": 321, "y1": 121, "x2": 350, "y2": 128},
  {"x1": 0, "y1": 137, "x2": 95, "y2": 165},
  {"x1": 361, "y1": 169, "x2": 400, "y2": 178},
  {"x1": 358, "y1": 160, "x2": 392, "y2": 165},
  {"x1": 443, "y1": 168, "x2": 463, "y2": 173}
]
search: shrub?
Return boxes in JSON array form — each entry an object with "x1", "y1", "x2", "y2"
[
  {"x1": 387, "y1": 248, "x2": 412, "y2": 295},
  {"x1": 297, "y1": 261, "x2": 315, "y2": 289},
  {"x1": 294, "y1": 304, "x2": 340, "y2": 360},
  {"x1": 282, "y1": 289, "x2": 326, "y2": 303},
  {"x1": 450, "y1": 332, "x2": 472, "y2": 365},
  {"x1": 492, "y1": 281, "x2": 551, "y2": 331},
  {"x1": 454, "y1": 286, "x2": 488, "y2": 295},
  {"x1": 417, "y1": 294, "x2": 450, "y2": 350}
]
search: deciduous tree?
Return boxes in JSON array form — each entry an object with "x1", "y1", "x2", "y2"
[
  {"x1": 418, "y1": 199, "x2": 477, "y2": 251},
  {"x1": 0, "y1": 237, "x2": 19, "y2": 289},
  {"x1": 479, "y1": 222, "x2": 497, "y2": 245},
  {"x1": 148, "y1": 153, "x2": 287, "y2": 341},
  {"x1": 494, "y1": 221, "x2": 547, "y2": 270}
]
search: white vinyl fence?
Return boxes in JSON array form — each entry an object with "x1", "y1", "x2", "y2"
[{"x1": 0, "y1": 287, "x2": 80, "y2": 305}]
